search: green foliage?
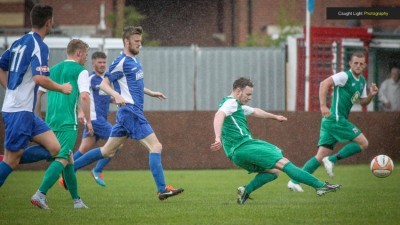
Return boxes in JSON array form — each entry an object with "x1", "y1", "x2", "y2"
[
  {"x1": 241, "y1": 0, "x2": 301, "y2": 47},
  {"x1": 1, "y1": 166, "x2": 399, "y2": 225},
  {"x1": 107, "y1": 6, "x2": 160, "y2": 46}
]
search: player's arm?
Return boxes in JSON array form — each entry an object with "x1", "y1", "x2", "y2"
[
  {"x1": 34, "y1": 88, "x2": 47, "y2": 119},
  {"x1": 100, "y1": 77, "x2": 126, "y2": 106},
  {"x1": 360, "y1": 83, "x2": 379, "y2": 106},
  {"x1": 78, "y1": 70, "x2": 93, "y2": 135},
  {"x1": 33, "y1": 75, "x2": 72, "y2": 94},
  {"x1": 144, "y1": 87, "x2": 167, "y2": 100},
  {"x1": 319, "y1": 77, "x2": 335, "y2": 117},
  {"x1": 250, "y1": 108, "x2": 287, "y2": 122},
  {"x1": 210, "y1": 110, "x2": 226, "y2": 151},
  {"x1": 0, "y1": 68, "x2": 8, "y2": 89}
]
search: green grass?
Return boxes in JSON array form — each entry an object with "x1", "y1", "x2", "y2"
[{"x1": 1, "y1": 165, "x2": 399, "y2": 225}]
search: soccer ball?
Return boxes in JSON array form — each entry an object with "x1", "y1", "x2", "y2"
[{"x1": 370, "y1": 155, "x2": 394, "y2": 178}]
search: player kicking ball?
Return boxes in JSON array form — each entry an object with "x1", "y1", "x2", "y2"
[{"x1": 211, "y1": 77, "x2": 341, "y2": 204}]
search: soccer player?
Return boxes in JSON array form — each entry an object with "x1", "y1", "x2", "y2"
[
  {"x1": 30, "y1": 39, "x2": 93, "y2": 209},
  {"x1": 288, "y1": 51, "x2": 379, "y2": 192},
  {"x1": 73, "y1": 26, "x2": 184, "y2": 201},
  {"x1": 0, "y1": 4, "x2": 72, "y2": 187},
  {"x1": 70, "y1": 51, "x2": 122, "y2": 187},
  {"x1": 210, "y1": 77, "x2": 341, "y2": 205}
]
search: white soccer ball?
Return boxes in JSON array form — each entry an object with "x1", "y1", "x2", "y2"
[{"x1": 370, "y1": 155, "x2": 394, "y2": 178}]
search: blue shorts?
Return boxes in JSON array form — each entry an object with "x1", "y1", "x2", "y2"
[
  {"x1": 110, "y1": 105, "x2": 153, "y2": 140},
  {"x1": 82, "y1": 119, "x2": 113, "y2": 141},
  {"x1": 2, "y1": 111, "x2": 50, "y2": 151}
]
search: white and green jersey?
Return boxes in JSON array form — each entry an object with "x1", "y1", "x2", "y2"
[
  {"x1": 330, "y1": 70, "x2": 367, "y2": 121},
  {"x1": 218, "y1": 96, "x2": 255, "y2": 158},
  {"x1": 43, "y1": 60, "x2": 90, "y2": 131}
]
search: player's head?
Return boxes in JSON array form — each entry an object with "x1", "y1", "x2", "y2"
[
  {"x1": 349, "y1": 51, "x2": 366, "y2": 76},
  {"x1": 389, "y1": 63, "x2": 400, "y2": 82},
  {"x1": 30, "y1": 4, "x2": 53, "y2": 35},
  {"x1": 122, "y1": 26, "x2": 143, "y2": 56},
  {"x1": 67, "y1": 39, "x2": 89, "y2": 66},
  {"x1": 92, "y1": 51, "x2": 107, "y2": 75},
  {"x1": 232, "y1": 77, "x2": 254, "y2": 105}
]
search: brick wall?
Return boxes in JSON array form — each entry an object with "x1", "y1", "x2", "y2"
[{"x1": 7, "y1": 111, "x2": 400, "y2": 171}]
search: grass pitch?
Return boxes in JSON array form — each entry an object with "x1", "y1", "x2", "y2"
[{"x1": 0, "y1": 164, "x2": 399, "y2": 225}]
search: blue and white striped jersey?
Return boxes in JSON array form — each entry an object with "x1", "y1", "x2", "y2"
[
  {"x1": 107, "y1": 53, "x2": 144, "y2": 110},
  {"x1": 0, "y1": 32, "x2": 50, "y2": 113},
  {"x1": 89, "y1": 72, "x2": 111, "y2": 121}
]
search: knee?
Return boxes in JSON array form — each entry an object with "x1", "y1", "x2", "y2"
[
  {"x1": 150, "y1": 142, "x2": 162, "y2": 153},
  {"x1": 359, "y1": 140, "x2": 368, "y2": 151},
  {"x1": 48, "y1": 143, "x2": 61, "y2": 156},
  {"x1": 102, "y1": 147, "x2": 117, "y2": 158}
]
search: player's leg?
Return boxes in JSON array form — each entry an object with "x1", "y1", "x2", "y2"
[
  {"x1": 139, "y1": 132, "x2": 184, "y2": 200},
  {"x1": 1, "y1": 112, "x2": 35, "y2": 187},
  {"x1": 0, "y1": 149, "x2": 23, "y2": 187},
  {"x1": 323, "y1": 120, "x2": 364, "y2": 177},
  {"x1": 74, "y1": 136, "x2": 126, "y2": 171},
  {"x1": 277, "y1": 158, "x2": 341, "y2": 195},
  {"x1": 74, "y1": 136, "x2": 96, "y2": 160},
  {"x1": 20, "y1": 115, "x2": 59, "y2": 164}
]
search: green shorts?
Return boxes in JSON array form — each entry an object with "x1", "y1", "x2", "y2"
[
  {"x1": 54, "y1": 130, "x2": 78, "y2": 160},
  {"x1": 318, "y1": 117, "x2": 361, "y2": 149},
  {"x1": 231, "y1": 139, "x2": 283, "y2": 173}
]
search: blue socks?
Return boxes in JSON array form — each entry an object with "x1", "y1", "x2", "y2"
[
  {"x1": 0, "y1": 162, "x2": 13, "y2": 187},
  {"x1": 74, "y1": 148, "x2": 103, "y2": 171},
  {"x1": 73, "y1": 150, "x2": 83, "y2": 161},
  {"x1": 19, "y1": 145, "x2": 52, "y2": 164},
  {"x1": 93, "y1": 158, "x2": 112, "y2": 173},
  {"x1": 149, "y1": 152, "x2": 166, "y2": 192}
]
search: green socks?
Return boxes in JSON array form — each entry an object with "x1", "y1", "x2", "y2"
[
  {"x1": 39, "y1": 160, "x2": 65, "y2": 194},
  {"x1": 245, "y1": 173, "x2": 278, "y2": 194},
  {"x1": 329, "y1": 142, "x2": 362, "y2": 163},
  {"x1": 63, "y1": 164, "x2": 80, "y2": 199},
  {"x1": 283, "y1": 162, "x2": 324, "y2": 189},
  {"x1": 292, "y1": 157, "x2": 321, "y2": 184}
]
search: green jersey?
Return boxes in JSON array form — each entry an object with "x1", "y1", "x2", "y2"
[
  {"x1": 218, "y1": 96, "x2": 255, "y2": 159},
  {"x1": 45, "y1": 60, "x2": 90, "y2": 131},
  {"x1": 329, "y1": 70, "x2": 367, "y2": 121}
]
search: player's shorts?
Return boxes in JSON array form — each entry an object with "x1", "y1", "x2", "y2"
[
  {"x1": 2, "y1": 111, "x2": 50, "y2": 151},
  {"x1": 318, "y1": 117, "x2": 362, "y2": 149},
  {"x1": 54, "y1": 130, "x2": 78, "y2": 160},
  {"x1": 110, "y1": 104, "x2": 154, "y2": 140},
  {"x1": 82, "y1": 119, "x2": 112, "y2": 140},
  {"x1": 231, "y1": 139, "x2": 283, "y2": 173}
]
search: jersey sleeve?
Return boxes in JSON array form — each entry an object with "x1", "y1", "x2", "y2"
[
  {"x1": 31, "y1": 43, "x2": 50, "y2": 77},
  {"x1": 0, "y1": 49, "x2": 11, "y2": 71},
  {"x1": 38, "y1": 86, "x2": 47, "y2": 93},
  {"x1": 219, "y1": 99, "x2": 238, "y2": 116},
  {"x1": 360, "y1": 83, "x2": 367, "y2": 98},
  {"x1": 242, "y1": 105, "x2": 255, "y2": 115},
  {"x1": 77, "y1": 70, "x2": 90, "y2": 93},
  {"x1": 331, "y1": 72, "x2": 348, "y2": 87}
]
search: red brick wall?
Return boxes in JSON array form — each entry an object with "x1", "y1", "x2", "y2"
[{"x1": 6, "y1": 111, "x2": 399, "y2": 171}]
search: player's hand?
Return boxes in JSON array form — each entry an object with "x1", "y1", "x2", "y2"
[
  {"x1": 321, "y1": 105, "x2": 330, "y2": 118},
  {"x1": 114, "y1": 94, "x2": 127, "y2": 107},
  {"x1": 86, "y1": 122, "x2": 94, "y2": 136},
  {"x1": 275, "y1": 115, "x2": 287, "y2": 122},
  {"x1": 78, "y1": 113, "x2": 85, "y2": 124},
  {"x1": 210, "y1": 138, "x2": 222, "y2": 151},
  {"x1": 151, "y1": 91, "x2": 167, "y2": 100},
  {"x1": 369, "y1": 83, "x2": 379, "y2": 96},
  {"x1": 61, "y1": 82, "x2": 72, "y2": 94}
]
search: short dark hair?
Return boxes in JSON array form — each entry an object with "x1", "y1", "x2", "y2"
[
  {"x1": 389, "y1": 62, "x2": 400, "y2": 71},
  {"x1": 351, "y1": 51, "x2": 366, "y2": 60},
  {"x1": 233, "y1": 77, "x2": 253, "y2": 90},
  {"x1": 67, "y1": 39, "x2": 89, "y2": 56},
  {"x1": 30, "y1": 4, "x2": 53, "y2": 29},
  {"x1": 92, "y1": 51, "x2": 107, "y2": 60},
  {"x1": 122, "y1": 26, "x2": 143, "y2": 42}
]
